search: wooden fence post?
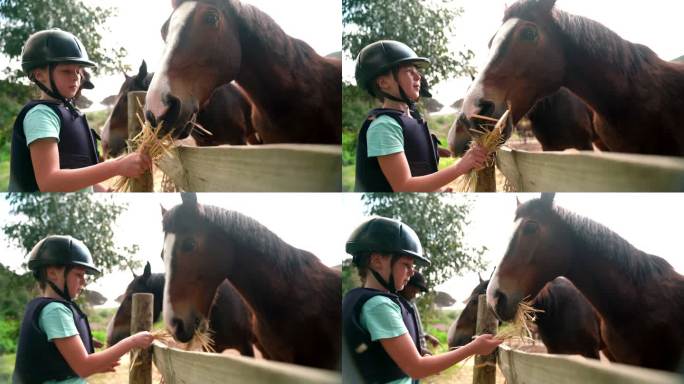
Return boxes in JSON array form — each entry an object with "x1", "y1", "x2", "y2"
[
  {"x1": 476, "y1": 164, "x2": 497, "y2": 192},
  {"x1": 473, "y1": 294, "x2": 498, "y2": 384},
  {"x1": 130, "y1": 293, "x2": 153, "y2": 384},
  {"x1": 127, "y1": 91, "x2": 153, "y2": 192}
]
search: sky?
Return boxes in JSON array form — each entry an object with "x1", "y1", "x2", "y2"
[
  {"x1": 0, "y1": 0, "x2": 342, "y2": 113},
  {"x1": 1, "y1": 193, "x2": 682, "y2": 309},
  {"x1": 342, "y1": 0, "x2": 684, "y2": 113}
]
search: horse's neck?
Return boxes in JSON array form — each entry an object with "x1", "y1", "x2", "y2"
[{"x1": 230, "y1": 4, "x2": 321, "y2": 118}]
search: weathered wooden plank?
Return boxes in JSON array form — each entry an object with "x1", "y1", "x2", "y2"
[
  {"x1": 157, "y1": 144, "x2": 341, "y2": 192},
  {"x1": 496, "y1": 147, "x2": 684, "y2": 192},
  {"x1": 498, "y1": 344, "x2": 682, "y2": 384},
  {"x1": 473, "y1": 295, "x2": 497, "y2": 384},
  {"x1": 152, "y1": 341, "x2": 341, "y2": 384},
  {"x1": 129, "y1": 293, "x2": 153, "y2": 384}
]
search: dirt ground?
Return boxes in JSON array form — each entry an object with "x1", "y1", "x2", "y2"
[
  {"x1": 423, "y1": 355, "x2": 507, "y2": 384},
  {"x1": 88, "y1": 353, "x2": 163, "y2": 384}
]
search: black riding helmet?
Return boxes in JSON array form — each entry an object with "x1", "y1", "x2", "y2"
[
  {"x1": 354, "y1": 40, "x2": 430, "y2": 101},
  {"x1": 28, "y1": 235, "x2": 99, "y2": 304},
  {"x1": 347, "y1": 216, "x2": 430, "y2": 266},
  {"x1": 21, "y1": 29, "x2": 96, "y2": 74},
  {"x1": 21, "y1": 29, "x2": 96, "y2": 114}
]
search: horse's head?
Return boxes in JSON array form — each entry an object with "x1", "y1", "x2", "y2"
[
  {"x1": 146, "y1": 0, "x2": 241, "y2": 139},
  {"x1": 107, "y1": 261, "x2": 158, "y2": 346},
  {"x1": 487, "y1": 193, "x2": 573, "y2": 321},
  {"x1": 461, "y1": 0, "x2": 565, "y2": 133},
  {"x1": 161, "y1": 193, "x2": 230, "y2": 343},
  {"x1": 102, "y1": 61, "x2": 153, "y2": 158},
  {"x1": 448, "y1": 278, "x2": 489, "y2": 348}
]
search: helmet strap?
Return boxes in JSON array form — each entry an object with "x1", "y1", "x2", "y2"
[
  {"x1": 30, "y1": 63, "x2": 79, "y2": 116},
  {"x1": 368, "y1": 255, "x2": 399, "y2": 293},
  {"x1": 377, "y1": 68, "x2": 423, "y2": 120}
]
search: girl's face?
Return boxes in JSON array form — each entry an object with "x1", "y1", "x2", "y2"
[
  {"x1": 46, "y1": 266, "x2": 87, "y2": 299},
  {"x1": 34, "y1": 63, "x2": 83, "y2": 99},
  {"x1": 377, "y1": 65, "x2": 422, "y2": 102},
  {"x1": 391, "y1": 255, "x2": 415, "y2": 291}
]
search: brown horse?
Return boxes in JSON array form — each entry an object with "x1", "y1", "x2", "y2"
[
  {"x1": 449, "y1": 88, "x2": 600, "y2": 156},
  {"x1": 449, "y1": 276, "x2": 606, "y2": 359},
  {"x1": 145, "y1": 0, "x2": 341, "y2": 144},
  {"x1": 101, "y1": 60, "x2": 260, "y2": 158},
  {"x1": 487, "y1": 193, "x2": 684, "y2": 371},
  {"x1": 106, "y1": 262, "x2": 257, "y2": 356},
  {"x1": 161, "y1": 193, "x2": 340, "y2": 369},
  {"x1": 460, "y1": 0, "x2": 684, "y2": 155}
]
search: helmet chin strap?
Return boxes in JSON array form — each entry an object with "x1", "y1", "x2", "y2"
[
  {"x1": 30, "y1": 63, "x2": 79, "y2": 116},
  {"x1": 377, "y1": 68, "x2": 423, "y2": 120},
  {"x1": 46, "y1": 266, "x2": 86, "y2": 316},
  {"x1": 369, "y1": 255, "x2": 399, "y2": 293}
]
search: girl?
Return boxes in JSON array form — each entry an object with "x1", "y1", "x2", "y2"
[
  {"x1": 343, "y1": 217, "x2": 502, "y2": 383},
  {"x1": 9, "y1": 29, "x2": 150, "y2": 192},
  {"x1": 353, "y1": 40, "x2": 488, "y2": 192},
  {"x1": 13, "y1": 235, "x2": 154, "y2": 384}
]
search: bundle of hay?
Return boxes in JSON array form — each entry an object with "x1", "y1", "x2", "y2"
[
  {"x1": 455, "y1": 109, "x2": 510, "y2": 192},
  {"x1": 112, "y1": 114, "x2": 175, "y2": 192},
  {"x1": 494, "y1": 299, "x2": 543, "y2": 343}
]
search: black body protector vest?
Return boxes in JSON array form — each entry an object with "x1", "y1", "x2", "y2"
[
  {"x1": 342, "y1": 288, "x2": 421, "y2": 384},
  {"x1": 13, "y1": 297, "x2": 94, "y2": 384},
  {"x1": 355, "y1": 108, "x2": 440, "y2": 192},
  {"x1": 9, "y1": 100, "x2": 99, "y2": 192}
]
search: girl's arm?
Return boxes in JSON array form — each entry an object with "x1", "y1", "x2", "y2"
[
  {"x1": 53, "y1": 331, "x2": 153, "y2": 378},
  {"x1": 29, "y1": 139, "x2": 150, "y2": 192},
  {"x1": 377, "y1": 145, "x2": 488, "y2": 192},
  {"x1": 380, "y1": 333, "x2": 502, "y2": 379}
]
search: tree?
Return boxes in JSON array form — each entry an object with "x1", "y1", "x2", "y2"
[
  {"x1": 343, "y1": 0, "x2": 476, "y2": 85},
  {"x1": 359, "y1": 193, "x2": 487, "y2": 289},
  {"x1": 2, "y1": 193, "x2": 141, "y2": 278},
  {"x1": 0, "y1": 0, "x2": 128, "y2": 77}
]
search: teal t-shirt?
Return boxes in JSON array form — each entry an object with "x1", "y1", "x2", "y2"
[
  {"x1": 22, "y1": 104, "x2": 93, "y2": 193},
  {"x1": 359, "y1": 295, "x2": 411, "y2": 384},
  {"x1": 367, "y1": 115, "x2": 404, "y2": 158},
  {"x1": 38, "y1": 302, "x2": 87, "y2": 384},
  {"x1": 23, "y1": 104, "x2": 61, "y2": 146}
]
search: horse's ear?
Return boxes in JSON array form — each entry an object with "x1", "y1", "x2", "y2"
[
  {"x1": 540, "y1": 193, "x2": 556, "y2": 207},
  {"x1": 516, "y1": 196, "x2": 522, "y2": 207},
  {"x1": 181, "y1": 192, "x2": 198, "y2": 207},
  {"x1": 160, "y1": 204, "x2": 167, "y2": 216},
  {"x1": 538, "y1": 0, "x2": 557, "y2": 14},
  {"x1": 143, "y1": 261, "x2": 151, "y2": 279},
  {"x1": 478, "y1": 273, "x2": 484, "y2": 284},
  {"x1": 135, "y1": 60, "x2": 148, "y2": 84}
]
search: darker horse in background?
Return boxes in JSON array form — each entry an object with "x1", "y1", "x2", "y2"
[
  {"x1": 106, "y1": 261, "x2": 256, "y2": 356},
  {"x1": 101, "y1": 60, "x2": 261, "y2": 158},
  {"x1": 448, "y1": 276, "x2": 607, "y2": 359},
  {"x1": 145, "y1": 0, "x2": 341, "y2": 144},
  {"x1": 449, "y1": 88, "x2": 601, "y2": 156},
  {"x1": 487, "y1": 193, "x2": 684, "y2": 371},
  {"x1": 459, "y1": 0, "x2": 684, "y2": 155},
  {"x1": 160, "y1": 193, "x2": 341, "y2": 370}
]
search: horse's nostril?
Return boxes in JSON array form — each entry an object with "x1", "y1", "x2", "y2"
[
  {"x1": 478, "y1": 99, "x2": 496, "y2": 117},
  {"x1": 171, "y1": 317, "x2": 184, "y2": 332},
  {"x1": 146, "y1": 110, "x2": 157, "y2": 126}
]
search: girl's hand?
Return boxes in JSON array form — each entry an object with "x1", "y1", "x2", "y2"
[
  {"x1": 461, "y1": 143, "x2": 488, "y2": 171},
  {"x1": 115, "y1": 153, "x2": 152, "y2": 177},
  {"x1": 469, "y1": 334, "x2": 503, "y2": 355},
  {"x1": 129, "y1": 331, "x2": 154, "y2": 349},
  {"x1": 103, "y1": 358, "x2": 120, "y2": 373}
]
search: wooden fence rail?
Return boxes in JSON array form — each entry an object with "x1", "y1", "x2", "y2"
[{"x1": 495, "y1": 147, "x2": 684, "y2": 191}]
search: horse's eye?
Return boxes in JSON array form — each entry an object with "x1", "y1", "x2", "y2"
[
  {"x1": 522, "y1": 221, "x2": 539, "y2": 235},
  {"x1": 520, "y1": 27, "x2": 538, "y2": 42},
  {"x1": 204, "y1": 10, "x2": 219, "y2": 27},
  {"x1": 181, "y1": 238, "x2": 196, "y2": 252}
]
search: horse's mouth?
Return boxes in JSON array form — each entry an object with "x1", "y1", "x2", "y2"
[
  {"x1": 146, "y1": 94, "x2": 198, "y2": 139},
  {"x1": 459, "y1": 110, "x2": 515, "y2": 142}
]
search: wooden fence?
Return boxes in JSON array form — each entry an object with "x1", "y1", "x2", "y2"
[
  {"x1": 129, "y1": 295, "x2": 341, "y2": 384},
  {"x1": 126, "y1": 91, "x2": 342, "y2": 192},
  {"x1": 472, "y1": 295, "x2": 683, "y2": 384},
  {"x1": 494, "y1": 147, "x2": 684, "y2": 192}
]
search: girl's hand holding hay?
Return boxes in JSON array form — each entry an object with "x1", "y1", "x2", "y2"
[{"x1": 470, "y1": 334, "x2": 504, "y2": 355}]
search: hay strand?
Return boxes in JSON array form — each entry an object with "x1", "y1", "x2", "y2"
[
  {"x1": 494, "y1": 299, "x2": 543, "y2": 343},
  {"x1": 455, "y1": 109, "x2": 510, "y2": 192},
  {"x1": 112, "y1": 114, "x2": 175, "y2": 192}
]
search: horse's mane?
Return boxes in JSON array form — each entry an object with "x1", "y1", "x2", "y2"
[
  {"x1": 503, "y1": 0, "x2": 660, "y2": 78},
  {"x1": 192, "y1": 0, "x2": 322, "y2": 67},
  {"x1": 550, "y1": 204, "x2": 674, "y2": 284},
  {"x1": 163, "y1": 204, "x2": 322, "y2": 275}
]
